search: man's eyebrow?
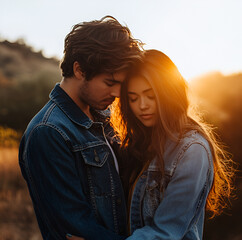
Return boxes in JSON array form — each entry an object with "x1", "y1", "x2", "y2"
[{"x1": 105, "y1": 78, "x2": 122, "y2": 84}]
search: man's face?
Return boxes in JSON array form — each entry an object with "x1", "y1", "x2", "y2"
[{"x1": 79, "y1": 71, "x2": 127, "y2": 110}]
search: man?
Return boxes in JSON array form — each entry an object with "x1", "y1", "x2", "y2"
[{"x1": 19, "y1": 16, "x2": 143, "y2": 240}]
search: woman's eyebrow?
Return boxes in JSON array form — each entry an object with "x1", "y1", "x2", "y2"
[
  {"x1": 128, "y1": 88, "x2": 153, "y2": 95},
  {"x1": 128, "y1": 91, "x2": 137, "y2": 95},
  {"x1": 143, "y1": 88, "x2": 153, "y2": 93}
]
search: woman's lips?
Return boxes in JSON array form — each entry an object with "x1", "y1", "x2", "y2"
[{"x1": 139, "y1": 114, "x2": 154, "y2": 120}]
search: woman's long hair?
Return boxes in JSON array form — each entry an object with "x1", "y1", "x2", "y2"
[{"x1": 110, "y1": 49, "x2": 235, "y2": 217}]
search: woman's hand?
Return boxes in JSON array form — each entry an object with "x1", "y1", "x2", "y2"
[{"x1": 66, "y1": 234, "x2": 85, "y2": 240}]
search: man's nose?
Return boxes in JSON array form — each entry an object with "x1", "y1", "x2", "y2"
[{"x1": 110, "y1": 85, "x2": 121, "y2": 98}]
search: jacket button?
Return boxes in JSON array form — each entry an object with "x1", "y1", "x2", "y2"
[
  {"x1": 94, "y1": 150, "x2": 99, "y2": 162},
  {"x1": 120, "y1": 229, "x2": 126, "y2": 235},
  {"x1": 117, "y1": 198, "x2": 122, "y2": 205}
]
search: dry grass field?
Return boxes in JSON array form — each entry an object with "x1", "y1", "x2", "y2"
[{"x1": 0, "y1": 147, "x2": 42, "y2": 240}]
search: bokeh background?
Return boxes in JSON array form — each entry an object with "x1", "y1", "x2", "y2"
[{"x1": 0, "y1": 0, "x2": 241, "y2": 239}]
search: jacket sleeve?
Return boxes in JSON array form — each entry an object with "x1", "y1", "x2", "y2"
[
  {"x1": 23, "y1": 124, "x2": 125, "y2": 240},
  {"x1": 126, "y1": 143, "x2": 213, "y2": 240}
]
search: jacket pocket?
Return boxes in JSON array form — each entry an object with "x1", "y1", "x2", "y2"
[
  {"x1": 80, "y1": 143, "x2": 110, "y2": 167},
  {"x1": 142, "y1": 173, "x2": 162, "y2": 224},
  {"x1": 77, "y1": 143, "x2": 115, "y2": 202}
]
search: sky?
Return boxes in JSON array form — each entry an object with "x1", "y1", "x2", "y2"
[{"x1": 1, "y1": 0, "x2": 242, "y2": 81}]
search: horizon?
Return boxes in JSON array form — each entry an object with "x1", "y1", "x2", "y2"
[{"x1": 1, "y1": 38, "x2": 242, "y2": 84}]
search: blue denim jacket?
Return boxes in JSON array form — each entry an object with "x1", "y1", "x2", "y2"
[
  {"x1": 19, "y1": 84, "x2": 127, "y2": 240},
  {"x1": 127, "y1": 131, "x2": 214, "y2": 240}
]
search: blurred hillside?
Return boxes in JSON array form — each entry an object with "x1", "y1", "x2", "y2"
[
  {"x1": 190, "y1": 72, "x2": 242, "y2": 240},
  {"x1": 190, "y1": 72, "x2": 242, "y2": 165},
  {"x1": 0, "y1": 39, "x2": 61, "y2": 131},
  {"x1": 190, "y1": 71, "x2": 242, "y2": 120}
]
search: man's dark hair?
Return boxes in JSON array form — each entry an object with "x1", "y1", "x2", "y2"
[{"x1": 60, "y1": 16, "x2": 143, "y2": 80}]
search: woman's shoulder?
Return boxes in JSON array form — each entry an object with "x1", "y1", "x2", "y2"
[
  {"x1": 180, "y1": 130, "x2": 211, "y2": 151},
  {"x1": 163, "y1": 130, "x2": 212, "y2": 175},
  {"x1": 165, "y1": 130, "x2": 210, "y2": 154}
]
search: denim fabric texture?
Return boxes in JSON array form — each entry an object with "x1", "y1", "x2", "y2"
[
  {"x1": 19, "y1": 84, "x2": 127, "y2": 240},
  {"x1": 127, "y1": 131, "x2": 214, "y2": 240}
]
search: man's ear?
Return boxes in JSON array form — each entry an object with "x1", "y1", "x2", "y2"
[{"x1": 73, "y1": 61, "x2": 85, "y2": 80}]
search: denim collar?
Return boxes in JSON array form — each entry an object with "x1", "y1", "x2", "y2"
[
  {"x1": 49, "y1": 83, "x2": 108, "y2": 129},
  {"x1": 147, "y1": 156, "x2": 159, "y2": 171}
]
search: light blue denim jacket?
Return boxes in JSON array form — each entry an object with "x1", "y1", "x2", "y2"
[{"x1": 127, "y1": 131, "x2": 214, "y2": 240}]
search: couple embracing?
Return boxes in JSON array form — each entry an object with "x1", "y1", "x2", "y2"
[{"x1": 19, "y1": 16, "x2": 234, "y2": 240}]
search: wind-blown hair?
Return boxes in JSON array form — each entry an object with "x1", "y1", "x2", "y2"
[
  {"x1": 111, "y1": 49, "x2": 235, "y2": 217},
  {"x1": 60, "y1": 16, "x2": 143, "y2": 80}
]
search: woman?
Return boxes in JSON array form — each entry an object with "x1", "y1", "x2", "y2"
[
  {"x1": 110, "y1": 49, "x2": 234, "y2": 239},
  {"x1": 67, "y1": 50, "x2": 234, "y2": 239}
]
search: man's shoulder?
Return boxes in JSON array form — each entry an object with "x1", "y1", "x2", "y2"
[{"x1": 24, "y1": 100, "x2": 70, "y2": 138}]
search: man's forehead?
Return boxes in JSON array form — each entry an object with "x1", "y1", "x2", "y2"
[{"x1": 111, "y1": 71, "x2": 127, "y2": 82}]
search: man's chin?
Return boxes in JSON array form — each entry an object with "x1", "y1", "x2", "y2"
[{"x1": 92, "y1": 104, "x2": 109, "y2": 111}]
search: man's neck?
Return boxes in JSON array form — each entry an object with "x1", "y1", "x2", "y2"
[{"x1": 60, "y1": 78, "x2": 94, "y2": 121}]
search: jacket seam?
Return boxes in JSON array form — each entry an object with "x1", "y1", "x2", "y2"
[
  {"x1": 72, "y1": 142, "x2": 108, "y2": 151},
  {"x1": 182, "y1": 142, "x2": 212, "y2": 228},
  {"x1": 170, "y1": 140, "x2": 211, "y2": 177},
  {"x1": 191, "y1": 143, "x2": 213, "y2": 226},
  {"x1": 42, "y1": 102, "x2": 56, "y2": 123},
  {"x1": 108, "y1": 160, "x2": 119, "y2": 234},
  {"x1": 86, "y1": 166, "x2": 98, "y2": 217}
]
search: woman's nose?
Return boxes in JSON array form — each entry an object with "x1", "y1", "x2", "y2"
[{"x1": 139, "y1": 97, "x2": 148, "y2": 110}]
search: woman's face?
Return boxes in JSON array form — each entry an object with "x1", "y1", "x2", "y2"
[{"x1": 127, "y1": 76, "x2": 157, "y2": 127}]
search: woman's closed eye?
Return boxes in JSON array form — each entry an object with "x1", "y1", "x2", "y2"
[
  {"x1": 129, "y1": 97, "x2": 138, "y2": 102},
  {"x1": 147, "y1": 95, "x2": 155, "y2": 100}
]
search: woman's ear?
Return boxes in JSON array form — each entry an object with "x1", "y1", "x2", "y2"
[{"x1": 73, "y1": 61, "x2": 85, "y2": 80}]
